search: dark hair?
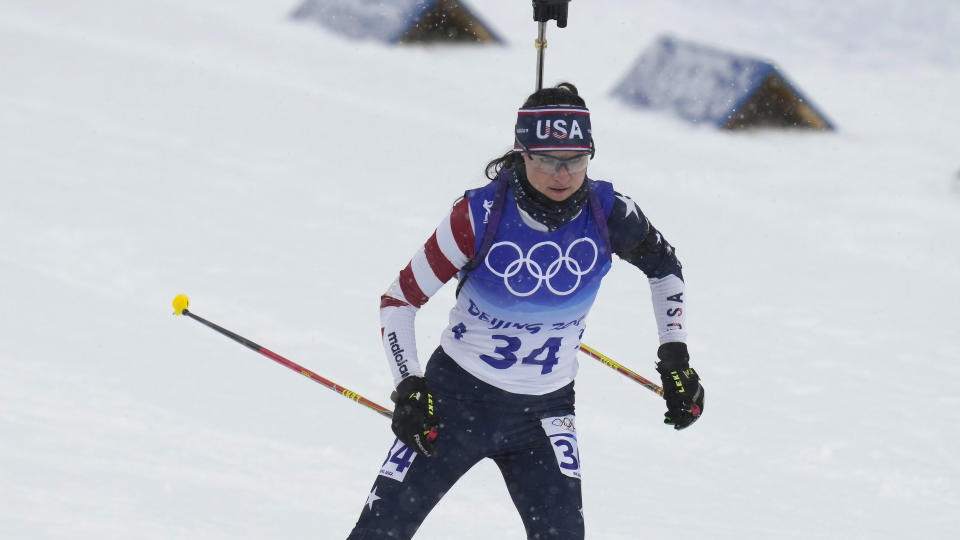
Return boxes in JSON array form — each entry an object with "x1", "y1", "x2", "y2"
[
  {"x1": 522, "y1": 82, "x2": 586, "y2": 108},
  {"x1": 484, "y1": 82, "x2": 587, "y2": 180}
]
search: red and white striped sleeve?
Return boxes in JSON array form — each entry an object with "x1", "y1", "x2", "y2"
[{"x1": 380, "y1": 197, "x2": 475, "y2": 386}]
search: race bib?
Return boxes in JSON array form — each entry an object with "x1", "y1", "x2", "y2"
[
  {"x1": 541, "y1": 415, "x2": 581, "y2": 479},
  {"x1": 378, "y1": 439, "x2": 418, "y2": 482}
]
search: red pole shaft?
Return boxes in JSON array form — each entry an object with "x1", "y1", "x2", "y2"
[
  {"x1": 578, "y1": 343, "x2": 663, "y2": 397},
  {"x1": 182, "y1": 309, "x2": 393, "y2": 418}
]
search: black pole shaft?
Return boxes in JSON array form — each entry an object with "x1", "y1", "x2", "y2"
[
  {"x1": 183, "y1": 309, "x2": 262, "y2": 353},
  {"x1": 536, "y1": 21, "x2": 547, "y2": 90}
]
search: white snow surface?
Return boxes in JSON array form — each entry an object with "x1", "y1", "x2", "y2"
[{"x1": 2, "y1": 1, "x2": 958, "y2": 538}]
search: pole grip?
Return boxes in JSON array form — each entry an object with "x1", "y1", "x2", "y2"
[{"x1": 532, "y1": 0, "x2": 572, "y2": 28}]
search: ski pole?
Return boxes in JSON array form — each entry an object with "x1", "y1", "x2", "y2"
[
  {"x1": 578, "y1": 343, "x2": 664, "y2": 397},
  {"x1": 535, "y1": 20, "x2": 547, "y2": 91},
  {"x1": 531, "y1": 0, "x2": 572, "y2": 91},
  {"x1": 172, "y1": 295, "x2": 393, "y2": 418}
]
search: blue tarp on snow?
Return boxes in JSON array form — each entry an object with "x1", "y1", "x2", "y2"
[
  {"x1": 612, "y1": 36, "x2": 833, "y2": 129},
  {"x1": 291, "y1": 0, "x2": 503, "y2": 44}
]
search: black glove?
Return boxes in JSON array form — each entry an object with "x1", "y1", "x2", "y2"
[
  {"x1": 390, "y1": 376, "x2": 439, "y2": 457},
  {"x1": 656, "y1": 342, "x2": 704, "y2": 430}
]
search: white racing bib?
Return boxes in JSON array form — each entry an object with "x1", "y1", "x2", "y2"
[
  {"x1": 378, "y1": 439, "x2": 418, "y2": 483},
  {"x1": 541, "y1": 414, "x2": 581, "y2": 479}
]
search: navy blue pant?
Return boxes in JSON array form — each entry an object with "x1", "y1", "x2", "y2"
[{"x1": 347, "y1": 348, "x2": 584, "y2": 539}]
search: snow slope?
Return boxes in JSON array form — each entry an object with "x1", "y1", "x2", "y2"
[{"x1": 1, "y1": 1, "x2": 958, "y2": 538}]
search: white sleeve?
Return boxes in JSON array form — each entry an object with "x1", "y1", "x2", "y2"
[
  {"x1": 648, "y1": 275, "x2": 687, "y2": 344},
  {"x1": 379, "y1": 197, "x2": 475, "y2": 386}
]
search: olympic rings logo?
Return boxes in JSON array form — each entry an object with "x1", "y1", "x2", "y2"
[{"x1": 484, "y1": 238, "x2": 598, "y2": 297}]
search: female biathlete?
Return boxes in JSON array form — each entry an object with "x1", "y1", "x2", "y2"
[{"x1": 347, "y1": 83, "x2": 704, "y2": 540}]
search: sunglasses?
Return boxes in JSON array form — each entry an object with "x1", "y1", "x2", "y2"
[{"x1": 527, "y1": 153, "x2": 591, "y2": 174}]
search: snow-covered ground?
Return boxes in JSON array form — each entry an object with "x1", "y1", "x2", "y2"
[{"x1": 2, "y1": 1, "x2": 958, "y2": 538}]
